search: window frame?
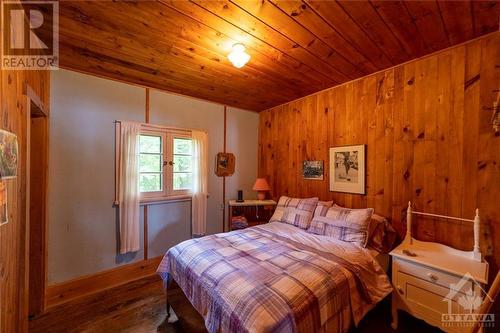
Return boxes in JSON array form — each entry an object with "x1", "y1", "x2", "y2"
[
  {"x1": 138, "y1": 128, "x2": 167, "y2": 201},
  {"x1": 139, "y1": 124, "x2": 193, "y2": 203},
  {"x1": 169, "y1": 132, "x2": 194, "y2": 197}
]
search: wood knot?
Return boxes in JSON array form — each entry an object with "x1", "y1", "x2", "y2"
[
  {"x1": 407, "y1": 77, "x2": 414, "y2": 85},
  {"x1": 478, "y1": 161, "x2": 487, "y2": 170},
  {"x1": 417, "y1": 131, "x2": 425, "y2": 139},
  {"x1": 415, "y1": 187, "x2": 422, "y2": 196},
  {"x1": 403, "y1": 170, "x2": 410, "y2": 181}
]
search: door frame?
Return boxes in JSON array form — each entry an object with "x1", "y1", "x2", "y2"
[{"x1": 25, "y1": 83, "x2": 49, "y2": 318}]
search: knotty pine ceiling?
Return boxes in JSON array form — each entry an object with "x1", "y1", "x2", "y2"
[{"x1": 54, "y1": 0, "x2": 499, "y2": 111}]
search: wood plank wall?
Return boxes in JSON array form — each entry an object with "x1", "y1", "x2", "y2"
[
  {"x1": 259, "y1": 33, "x2": 499, "y2": 271},
  {"x1": 0, "y1": 68, "x2": 50, "y2": 332}
]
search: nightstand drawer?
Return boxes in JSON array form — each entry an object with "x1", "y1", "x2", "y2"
[
  {"x1": 395, "y1": 258, "x2": 471, "y2": 292},
  {"x1": 396, "y1": 272, "x2": 462, "y2": 328}
]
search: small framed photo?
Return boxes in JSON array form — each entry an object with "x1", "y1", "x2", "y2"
[
  {"x1": 303, "y1": 160, "x2": 324, "y2": 180},
  {"x1": 0, "y1": 129, "x2": 18, "y2": 179},
  {"x1": 215, "y1": 152, "x2": 235, "y2": 177},
  {"x1": 0, "y1": 181, "x2": 7, "y2": 225},
  {"x1": 329, "y1": 145, "x2": 366, "y2": 194}
]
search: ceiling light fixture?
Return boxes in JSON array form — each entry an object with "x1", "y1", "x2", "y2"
[{"x1": 228, "y1": 43, "x2": 250, "y2": 68}]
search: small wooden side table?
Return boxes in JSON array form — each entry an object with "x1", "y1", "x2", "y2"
[{"x1": 228, "y1": 200, "x2": 277, "y2": 231}]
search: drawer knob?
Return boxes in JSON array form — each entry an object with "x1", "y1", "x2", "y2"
[
  {"x1": 397, "y1": 285, "x2": 404, "y2": 294},
  {"x1": 427, "y1": 273, "x2": 439, "y2": 281}
]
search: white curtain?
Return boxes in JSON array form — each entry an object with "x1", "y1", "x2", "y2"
[
  {"x1": 192, "y1": 130, "x2": 208, "y2": 237},
  {"x1": 118, "y1": 121, "x2": 141, "y2": 254}
]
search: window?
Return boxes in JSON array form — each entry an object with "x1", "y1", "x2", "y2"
[
  {"x1": 139, "y1": 134, "x2": 163, "y2": 193},
  {"x1": 139, "y1": 125, "x2": 193, "y2": 201}
]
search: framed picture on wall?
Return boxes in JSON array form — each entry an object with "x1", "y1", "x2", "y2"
[
  {"x1": 215, "y1": 152, "x2": 235, "y2": 177},
  {"x1": 329, "y1": 145, "x2": 366, "y2": 194},
  {"x1": 303, "y1": 160, "x2": 324, "y2": 180},
  {"x1": 0, "y1": 180, "x2": 7, "y2": 225}
]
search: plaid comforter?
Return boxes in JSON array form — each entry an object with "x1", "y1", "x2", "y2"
[{"x1": 157, "y1": 222, "x2": 392, "y2": 333}]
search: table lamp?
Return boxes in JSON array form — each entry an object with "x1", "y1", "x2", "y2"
[{"x1": 252, "y1": 178, "x2": 269, "y2": 200}]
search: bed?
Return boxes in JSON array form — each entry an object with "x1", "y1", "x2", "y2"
[{"x1": 157, "y1": 221, "x2": 392, "y2": 333}]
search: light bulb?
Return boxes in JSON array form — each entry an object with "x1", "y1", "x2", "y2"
[{"x1": 228, "y1": 43, "x2": 250, "y2": 68}]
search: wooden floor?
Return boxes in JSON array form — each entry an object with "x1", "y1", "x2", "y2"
[{"x1": 29, "y1": 275, "x2": 444, "y2": 333}]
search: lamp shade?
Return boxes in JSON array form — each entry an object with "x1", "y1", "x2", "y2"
[{"x1": 252, "y1": 178, "x2": 270, "y2": 191}]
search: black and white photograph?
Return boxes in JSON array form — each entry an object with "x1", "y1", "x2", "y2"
[
  {"x1": 329, "y1": 145, "x2": 366, "y2": 194},
  {"x1": 334, "y1": 151, "x2": 358, "y2": 183},
  {"x1": 303, "y1": 160, "x2": 324, "y2": 180}
]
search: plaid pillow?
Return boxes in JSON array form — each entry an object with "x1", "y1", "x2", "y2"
[
  {"x1": 270, "y1": 196, "x2": 319, "y2": 230},
  {"x1": 313, "y1": 201, "x2": 334, "y2": 217},
  {"x1": 307, "y1": 206, "x2": 374, "y2": 247}
]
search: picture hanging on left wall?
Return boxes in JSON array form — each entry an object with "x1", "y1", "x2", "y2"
[
  {"x1": 0, "y1": 181, "x2": 7, "y2": 225},
  {"x1": 0, "y1": 129, "x2": 18, "y2": 225}
]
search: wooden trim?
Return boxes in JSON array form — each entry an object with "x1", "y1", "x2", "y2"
[
  {"x1": 28, "y1": 107, "x2": 49, "y2": 318},
  {"x1": 143, "y1": 206, "x2": 148, "y2": 260},
  {"x1": 145, "y1": 88, "x2": 150, "y2": 123},
  {"x1": 222, "y1": 105, "x2": 227, "y2": 232},
  {"x1": 143, "y1": 88, "x2": 150, "y2": 260},
  {"x1": 45, "y1": 256, "x2": 162, "y2": 309},
  {"x1": 24, "y1": 83, "x2": 47, "y2": 117}
]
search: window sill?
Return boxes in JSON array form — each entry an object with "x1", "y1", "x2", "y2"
[{"x1": 140, "y1": 195, "x2": 192, "y2": 206}]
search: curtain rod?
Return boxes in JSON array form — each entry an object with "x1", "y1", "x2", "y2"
[{"x1": 114, "y1": 120, "x2": 207, "y2": 134}]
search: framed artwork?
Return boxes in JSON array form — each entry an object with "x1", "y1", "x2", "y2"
[
  {"x1": 0, "y1": 129, "x2": 18, "y2": 179},
  {"x1": 215, "y1": 152, "x2": 235, "y2": 177},
  {"x1": 303, "y1": 160, "x2": 324, "y2": 180},
  {"x1": 329, "y1": 145, "x2": 366, "y2": 194},
  {"x1": 0, "y1": 180, "x2": 7, "y2": 225}
]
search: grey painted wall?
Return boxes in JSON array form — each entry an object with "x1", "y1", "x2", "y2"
[
  {"x1": 226, "y1": 107, "x2": 259, "y2": 202},
  {"x1": 48, "y1": 70, "x2": 145, "y2": 283},
  {"x1": 48, "y1": 69, "x2": 259, "y2": 283}
]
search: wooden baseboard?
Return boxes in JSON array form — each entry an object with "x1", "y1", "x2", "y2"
[{"x1": 45, "y1": 256, "x2": 163, "y2": 309}]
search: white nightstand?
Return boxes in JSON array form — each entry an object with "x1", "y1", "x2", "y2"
[{"x1": 390, "y1": 203, "x2": 489, "y2": 333}]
